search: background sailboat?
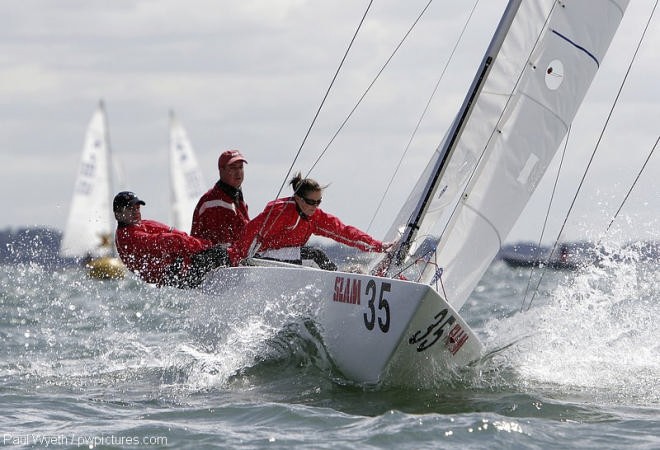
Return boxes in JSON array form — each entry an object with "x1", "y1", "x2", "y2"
[
  {"x1": 169, "y1": 111, "x2": 206, "y2": 233},
  {"x1": 59, "y1": 100, "x2": 125, "y2": 279}
]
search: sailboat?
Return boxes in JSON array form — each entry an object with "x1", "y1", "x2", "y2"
[
  {"x1": 198, "y1": 0, "x2": 629, "y2": 385},
  {"x1": 169, "y1": 111, "x2": 206, "y2": 233},
  {"x1": 60, "y1": 101, "x2": 126, "y2": 280},
  {"x1": 499, "y1": 241, "x2": 602, "y2": 270}
]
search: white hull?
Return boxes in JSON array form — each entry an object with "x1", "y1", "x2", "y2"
[{"x1": 200, "y1": 265, "x2": 482, "y2": 385}]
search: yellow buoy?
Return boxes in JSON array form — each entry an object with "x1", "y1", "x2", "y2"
[{"x1": 86, "y1": 256, "x2": 126, "y2": 280}]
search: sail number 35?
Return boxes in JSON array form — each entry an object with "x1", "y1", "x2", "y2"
[
  {"x1": 363, "y1": 280, "x2": 391, "y2": 333},
  {"x1": 332, "y1": 276, "x2": 391, "y2": 333}
]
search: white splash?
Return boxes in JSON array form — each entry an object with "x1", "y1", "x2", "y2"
[{"x1": 483, "y1": 245, "x2": 659, "y2": 405}]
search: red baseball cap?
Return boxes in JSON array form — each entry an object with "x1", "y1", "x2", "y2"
[{"x1": 218, "y1": 149, "x2": 247, "y2": 170}]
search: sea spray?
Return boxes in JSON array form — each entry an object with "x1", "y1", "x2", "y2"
[
  {"x1": 481, "y1": 245, "x2": 659, "y2": 405},
  {"x1": 180, "y1": 277, "x2": 335, "y2": 390}
]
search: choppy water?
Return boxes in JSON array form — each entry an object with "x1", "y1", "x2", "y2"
[{"x1": 1, "y1": 248, "x2": 658, "y2": 449}]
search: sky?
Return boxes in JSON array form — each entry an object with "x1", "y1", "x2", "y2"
[{"x1": 1, "y1": 0, "x2": 658, "y2": 244}]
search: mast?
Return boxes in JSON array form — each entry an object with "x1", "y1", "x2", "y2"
[
  {"x1": 390, "y1": 0, "x2": 523, "y2": 268},
  {"x1": 382, "y1": 0, "x2": 628, "y2": 310}
]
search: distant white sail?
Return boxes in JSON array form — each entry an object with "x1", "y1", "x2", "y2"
[
  {"x1": 169, "y1": 111, "x2": 206, "y2": 233},
  {"x1": 383, "y1": 0, "x2": 628, "y2": 311},
  {"x1": 60, "y1": 101, "x2": 115, "y2": 258}
]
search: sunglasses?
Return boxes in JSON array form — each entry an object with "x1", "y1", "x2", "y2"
[{"x1": 298, "y1": 195, "x2": 322, "y2": 206}]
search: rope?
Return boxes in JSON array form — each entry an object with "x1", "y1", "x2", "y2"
[
  {"x1": 367, "y1": 0, "x2": 481, "y2": 233},
  {"x1": 523, "y1": 136, "x2": 657, "y2": 312},
  {"x1": 603, "y1": 136, "x2": 658, "y2": 235},
  {"x1": 248, "y1": 1, "x2": 374, "y2": 257},
  {"x1": 520, "y1": 127, "x2": 570, "y2": 312},
  {"x1": 276, "y1": 0, "x2": 374, "y2": 199},
  {"x1": 306, "y1": 0, "x2": 435, "y2": 176},
  {"x1": 599, "y1": 0, "x2": 659, "y2": 238},
  {"x1": 251, "y1": 1, "x2": 435, "y2": 259}
]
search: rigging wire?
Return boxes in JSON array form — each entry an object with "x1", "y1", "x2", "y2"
[
  {"x1": 247, "y1": 1, "x2": 374, "y2": 258},
  {"x1": 519, "y1": 127, "x2": 571, "y2": 313},
  {"x1": 523, "y1": 136, "x2": 658, "y2": 312},
  {"x1": 366, "y1": 0, "x2": 482, "y2": 233},
  {"x1": 603, "y1": 136, "x2": 658, "y2": 235},
  {"x1": 306, "y1": 0, "x2": 435, "y2": 176},
  {"x1": 275, "y1": 0, "x2": 374, "y2": 201},
  {"x1": 522, "y1": 0, "x2": 658, "y2": 311}
]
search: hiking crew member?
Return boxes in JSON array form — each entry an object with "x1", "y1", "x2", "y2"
[
  {"x1": 114, "y1": 191, "x2": 228, "y2": 288},
  {"x1": 228, "y1": 173, "x2": 393, "y2": 268},
  {"x1": 191, "y1": 149, "x2": 249, "y2": 245}
]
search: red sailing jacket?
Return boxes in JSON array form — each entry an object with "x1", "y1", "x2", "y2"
[
  {"x1": 191, "y1": 182, "x2": 249, "y2": 244},
  {"x1": 116, "y1": 219, "x2": 213, "y2": 286},
  {"x1": 229, "y1": 197, "x2": 384, "y2": 265}
]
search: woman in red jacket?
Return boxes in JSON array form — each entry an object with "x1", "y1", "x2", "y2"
[
  {"x1": 113, "y1": 191, "x2": 228, "y2": 288},
  {"x1": 228, "y1": 173, "x2": 393, "y2": 268}
]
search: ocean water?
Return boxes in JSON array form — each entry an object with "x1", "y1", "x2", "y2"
[{"x1": 1, "y1": 250, "x2": 658, "y2": 449}]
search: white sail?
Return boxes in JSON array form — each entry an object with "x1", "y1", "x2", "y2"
[
  {"x1": 382, "y1": 0, "x2": 628, "y2": 311},
  {"x1": 60, "y1": 101, "x2": 114, "y2": 258},
  {"x1": 186, "y1": 1, "x2": 631, "y2": 386},
  {"x1": 169, "y1": 111, "x2": 206, "y2": 233}
]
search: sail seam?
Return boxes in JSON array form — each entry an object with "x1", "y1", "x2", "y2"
[
  {"x1": 518, "y1": 91, "x2": 569, "y2": 132},
  {"x1": 461, "y1": 202, "x2": 502, "y2": 249},
  {"x1": 551, "y1": 29, "x2": 599, "y2": 67}
]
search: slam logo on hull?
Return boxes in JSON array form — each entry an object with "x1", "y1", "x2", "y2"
[
  {"x1": 333, "y1": 276, "x2": 361, "y2": 304},
  {"x1": 409, "y1": 308, "x2": 469, "y2": 355}
]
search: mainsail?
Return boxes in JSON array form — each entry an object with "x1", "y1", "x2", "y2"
[
  {"x1": 169, "y1": 111, "x2": 206, "y2": 233},
  {"x1": 382, "y1": 0, "x2": 628, "y2": 310},
  {"x1": 60, "y1": 101, "x2": 115, "y2": 259}
]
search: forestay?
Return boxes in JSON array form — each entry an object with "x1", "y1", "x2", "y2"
[{"x1": 381, "y1": 0, "x2": 628, "y2": 310}]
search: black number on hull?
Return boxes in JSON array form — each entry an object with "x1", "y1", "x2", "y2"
[
  {"x1": 409, "y1": 308, "x2": 456, "y2": 352},
  {"x1": 363, "y1": 280, "x2": 391, "y2": 333}
]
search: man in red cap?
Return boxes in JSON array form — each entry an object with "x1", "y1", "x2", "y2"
[
  {"x1": 114, "y1": 191, "x2": 229, "y2": 288},
  {"x1": 191, "y1": 149, "x2": 250, "y2": 245}
]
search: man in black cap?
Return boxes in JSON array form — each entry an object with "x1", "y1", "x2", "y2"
[{"x1": 113, "y1": 191, "x2": 228, "y2": 288}]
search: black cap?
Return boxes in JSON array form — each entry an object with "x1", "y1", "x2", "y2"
[{"x1": 113, "y1": 191, "x2": 145, "y2": 212}]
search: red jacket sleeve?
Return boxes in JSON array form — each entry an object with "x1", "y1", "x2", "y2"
[
  {"x1": 312, "y1": 210, "x2": 383, "y2": 252},
  {"x1": 141, "y1": 220, "x2": 211, "y2": 256}
]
